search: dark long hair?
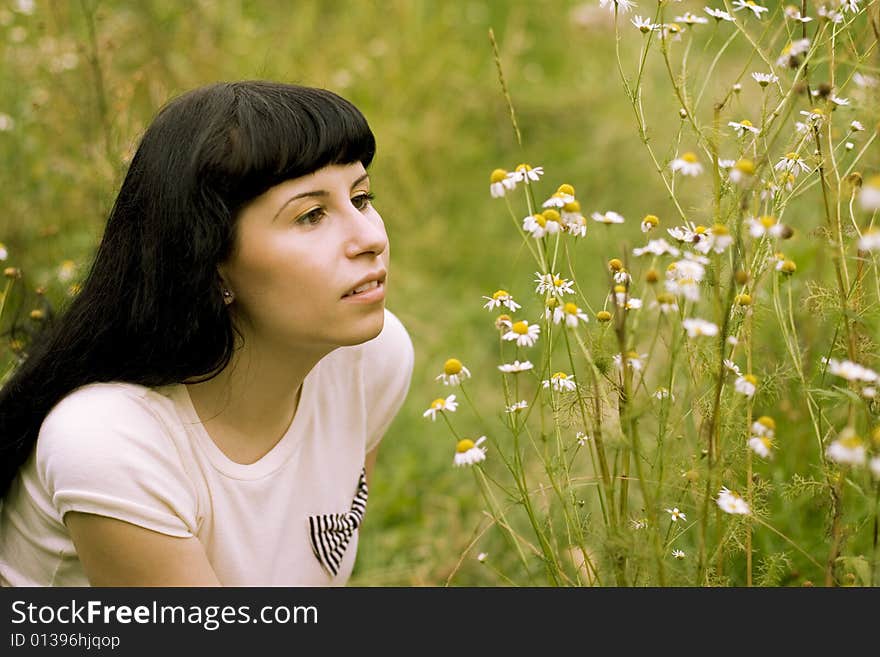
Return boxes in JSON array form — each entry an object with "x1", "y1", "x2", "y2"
[{"x1": 0, "y1": 81, "x2": 376, "y2": 500}]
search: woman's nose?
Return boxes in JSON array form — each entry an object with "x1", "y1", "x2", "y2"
[{"x1": 344, "y1": 206, "x2": 388, "y2": 258}]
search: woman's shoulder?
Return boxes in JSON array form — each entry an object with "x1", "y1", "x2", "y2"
[{"x1": 43, "y1": 381, "x2": 158, "y2": 426}]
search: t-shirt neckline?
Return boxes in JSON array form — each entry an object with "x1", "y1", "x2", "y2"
[{"x1": 172, "y1": 373, "x2": 315, "y2": 480}]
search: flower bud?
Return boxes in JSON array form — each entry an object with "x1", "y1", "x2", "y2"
[
  {"x1": 596, "y1": 310, "x2": 612, "y2": 322},
  {"x1": 735, "y1": 269, "x2": 749, "y2": 285},
  {"x1": 646, "y1": 269, "x2": 659, "y2": 284},
  {"x1": 608, "y1": 258, "x2": 623, "y2": 271}
]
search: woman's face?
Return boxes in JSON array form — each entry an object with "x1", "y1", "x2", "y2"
[{"x1": 220, "y1": 161, "x2": 389, "y2": 352}]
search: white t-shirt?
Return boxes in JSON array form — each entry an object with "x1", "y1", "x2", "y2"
[{"x1": 0, "y1": 308, "x2": 414, "y2": 587}]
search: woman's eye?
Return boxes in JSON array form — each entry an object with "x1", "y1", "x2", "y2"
[
  {"x1": 295, "y1": 207, "x2": 326, "y2": 226},
  {"x1": 352, "y1": 192, "x2": 375, "y2": 211}
]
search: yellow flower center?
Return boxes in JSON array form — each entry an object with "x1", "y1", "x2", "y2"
[
  {"x1": 712, "y1": 223, "x2": 729, "y2": 235},
  {"x1": 608, "y1": 258, "x2": 623, "y2": 271},
  {"x1": 552, "y1": 372, "x2": 568, "y2": 380},
  {"x1": 553, "y1": 277, "x2": 565, "y2": 287},
  {"x1": 735, "y1": 293, "x2": 752, "y2": 306},
  {"x1": 760, "y1": 215, "x2": 776, "y2": 228},
  {"x1": 533, "y1": 214, "x2": 546, "y2": 227},
  {"x1": 431, "y1": 398, "x2": 446, "y2": 410},
  {"x1": 695, "y1": 225, "x2": 707, "y2": 234},
  {"x1": 515, "y1": 163, "x2": 532, "y2": 172},
  {"x1": 781, "y1": 260, "x2": 797, "y2": 273},
  {"x1": 739, "y1": 119, "x2": 753, "y2": 127},
  {"x1": 557, "y1": 183, "x2": 575, "y2": 196},
  {"x1": 490, "y1": 168, "x2": 508, "y2": 183},
  {"x1": 626, "y1": 351, "x2": 641, "y2": 360},
  {"x1": 642, "y1": 214, "x2": 659, "y2": 226},
  {"x1": 546, "y1": 296, "x2": 559, "y2": 308},
  {"x1": 758, "y1": 436, "x2": 773, "y2": 450},
  {"x1": 564, "y1": 302, "x2": 578, "y2": 314},
  {"x1": 456, "y1": 439, "x2": 475, "y2": 453},
  {"x1": 613, "y1": 285, "x2": 626, "y2": 294},
  {"x1": 667, "y1": 263, "x2": 677, "y2": 272},
  {"x1": 840, "y1": 434, "x2": 863, "y2": 449},
  {"x1": 444, "y1": 358, "x2": 463, "y2": 375},
  {"x1": 785, "y1": 152, "x2": 800, "y2": 161},
  {"x1": 744, "y1": 374, "x2": 758, "y2": 385},
  {"x1": 682, "y1": 152, "x2": 698, "y2": 163},
  {"x1": 735, "y1": 159, "x2": 755, "y2": 175},
  {"x1": 493, "y1": 290, "x2": 509, "y2": 300},
  {"x1": 866, "y1": 174, "x2": 880, "y2": 189},
  {"x1": 597, "y1": 310, "x2": 612, "y2": 322},
  {"x1": 563, "y1": 200, "x2": 581, "y2": 213},
  {"x1": 757, "y1": 416, "x2": 776, "y2": 430},
  {"x1": 657, "y1": 293, "x2": 675, "y2": 304},
  {"x1": 512, "y1": 321, "x2": 529, "y2": 335},
  {"x1": 542, "y1": 209, "x2": 561, "y2": 223}
]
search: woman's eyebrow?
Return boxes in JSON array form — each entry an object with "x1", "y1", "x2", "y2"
[{"x1": 272, "y1": 173, "x2": 371, "y2": 221}]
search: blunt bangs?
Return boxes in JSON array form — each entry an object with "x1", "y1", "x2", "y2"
[{"x1": 197, "y1": 81, "x2": 376, "y2": 208}]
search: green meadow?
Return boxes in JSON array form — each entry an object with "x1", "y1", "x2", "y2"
[{"x1": 2, "y1": 0, "x2": 878, "y2": 586}]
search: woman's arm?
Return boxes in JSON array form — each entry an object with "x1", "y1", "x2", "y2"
[{"x1": 65, "y1": 512, "x2": 222, "y2": 587}]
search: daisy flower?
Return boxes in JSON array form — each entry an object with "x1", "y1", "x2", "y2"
[
  {"x1": 670, "y1": 152, "x2": 703, "y2": 176},
  {"x1": 735, "y1": 374, "x2": 758, "y2": 397},
  {"x1": 666, "y1": 221, "x2": 703, "y2": 244},
  {"x1": 776, "y1": 39, "x2": 810, "y2": 67},
  {"x1": 613, "y1": 269, "x2": 631, "y2": 285},
  {"x1": 507, "y1": 163, "x2": 544, "y2": 185},
  {"x1": 829, "y1": 95, "x2": 849, "y2": 107},
  {"x1": 729, "y1": 158, "x2": 756, "y2": 185},
  {"x1": 453, "y1": 436, "x2": 487, "y2": 467},
  {"x1": 694, "y1": 224, "x2": 733, "y2": 255},
  {"x1": 544, "y1": 297, "x2": 565, "y2": 325},
  {"x1": 732, "y1": 0, "x2": 769, "y2": 17},
  {"x1": 483, "y1": 289, "x2": 522, "y2": 312},
  {"x1": 477, "y1": 552, "x2": 488, "y2": 562},
  {"x1": 591, "y1": 210, "x2": 625, "y2": 224},
  {"x1": 825, "y1": 430, "x2": 866, "y2": 466},
  {"x1": 652, "y1": 292, "x2": 679, "y2": 314},
  {"x1": 654, "y1": 387, "x2": 674, "y2": 401},
  {"x1": 599, "y1": 0, "x2": 637, "y2": 14},
  {"x1": 498, "y1": 359, "x2": 534, "y2": 373},
  {"x1": 704, "y1": 6, "x2": 735, "y2": 21},
  {"x1": 631, "y1": 518, "x2": 648, "y2": 530},
  {"x1": 502, "y1": 320, "x2": 541, "y2": 347},
  {"x1": 858, "y1": 229, "x2": 880, "y2": 252},
  {"x1": 850, "y1": 120, "x2": 864, "y2": 132},
  {"x1": 613, "y1": 285, "x2": 641, "y2": 309},
  {"x1": 523, "y1": 213, "x2": 550, "y2": 239},
  {"x1": 542, "y1": 371, "x2": 577, "y2": 392},
  {"x1": 665, "y1": 277, "x2": 700, "y2": 302},
  {"x1": 859, "y1": 175, "x2": 880, "y2": 211},
  {"x1": 853, "y1": 72, "x2": 877, "y2": 88},
  {"x1": 682, "y1": 317, "x2": 719, "y2": 337},
  {"x1": 666, "y1": 507, "x2": 687, "y2": 522},
  {"x1": 671, "y1": 252, "x2": 709, "y2": 280},
  {"x1": 751, "y1": 417, "x2": 775, "y2": 438},
  {"x1": 676, "y1": 11, "x2": 708, "y2": 24},
  {"x1": 840, "y1": 0, "x2": 861, "y2": 13},
  {"x1": 724, "y1": 359, "x2": 742, "y2": 377},
  {"x1": 633, "y1": 238, "x2": 680, "y2": 257},
  {"x1": 540, "y1": 209, "x2": 564, "y2": 235},
  {"x1": 576, "y1": 432, "x2": 591, "y2": 446},
  {"x1": 423, "y1": 395, "x2": 458, "y2": 421},
  {"x1": 672, "y1": 549, "x2": 686, "y2": 559},
  {"x1": 822, "y1": 357, "x2": 879, "y2": 383},
  {"x1": 748, "y1": 215, "x2": 787, "y2": 239},
  {"x1": 774, "y1": 152, "x2": 811, "y2": 177},
  {"x1": 613, "y1": 351, "x2": 646, "y2": 372},
  {"x1": 562, "y1": 301, "x2": 590, "y2": 328},
  {"x1": 870, "y1": 456, "x2": 880, "y2": 480},
  {"x1": 631, "y1": 15, "x2": 658, "y2": 32},
  {"x1": 748, "y1": 435, "x2": 774, "y2": 458},
  {"x1": 751, "y1": 71, "x2": 778, "y2": 87},
  {"x1": 506, "y1": 400, "x2": 529, "y2": 413},
  {"x1": 542, "y1": 191, "x2": 575, "y2": 208},
  {"x1": 489, "y1": 168, "x2": 516, "y2": 198},
  {"x1": 641, "y1": 214, "x2": 659, "y2": 233},
  {"x1": 436, "y1": 358, "x2": 472, "y2": 386},
  {"x1": 728, "y1": 119, "x2": 761, "y2": 137},
  {"x1": 563, "y1": 212, "x2": 588, "y2": 238},
  {"x1": 818, "y1": 5, "x2": 844, "y2": 22},
  {"x1": 534, "y1": 272, "x2": 575, "y2": 296},
  {"x1": 799, "y1": 107, "x2": 825, "y2": 126},
  {"x1": 717, "y1": 486, "x2": 751, "y2": 515},
  {"x1": 783, "y1": 6, "x2": 812, "y2": 22}
]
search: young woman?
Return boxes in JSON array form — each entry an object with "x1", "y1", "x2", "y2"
[{"x1": 0, "y1": 81, "x2": 414, "y2": 586}]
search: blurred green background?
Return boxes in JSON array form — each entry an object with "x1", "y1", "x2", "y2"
[{"x1": 2, "y1": 0, "x2": 878, "y2": 585}]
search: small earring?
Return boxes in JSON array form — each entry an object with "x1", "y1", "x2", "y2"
[{"x1": 222, "y1": 288, "x2": 234, "y2": 305}]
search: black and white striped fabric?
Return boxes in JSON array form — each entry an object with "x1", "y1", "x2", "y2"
[{"x1": 307, "y1": 468, "x2": 369, "y2": 577}]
